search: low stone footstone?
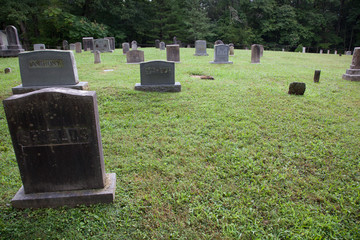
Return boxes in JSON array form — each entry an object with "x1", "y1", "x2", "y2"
[
  {"x1": 93, "y1": 39, "x2": 113, "y2": 53},
  {"x1": 70, "y1": 44, "x2": 76, "y2": 50},
  {"x1": 0, "y1": 25, "x2": 25, "y2": 57},
  {"x1": 314, "y1": 70, "x2": 321, "y2": 83},
  {"x1": 251, "y1": 44, "x2": 261, "y2": 64},
  {"x1": 3, "y1": 88, "x2": 116, "y2": 208},
  {"x1": 166, "y1": 45, "x2": 180, "y2": 62},
  {"x1": 135, "y1": 60, "x2": 181, "y2": 92},
  {"x1": 126, "y1": 50, "x2": 144, "y2": 64},
  {"x1": 160, "y1": 42, "x2": 165, "y2": 50},
  {"x1": 288, "y1": 82, "x2": 306, "y2": 95},
  {"x1": 342, "y1": 47, "x2": 360, "y2": 81},
  {"x1": 122, "y1": 42, "x2": 130, "y2": 55},
  {"x1": 155, "y1": 39, "x2": 160, "y2": 48},
  {"x1": 210, "y1": 44, "x2": 232, "y2": 64},
  {"x1": 194, "y1": 40, "x2": 208, "y2": 56},
  {"x1": 131, "y1": 40, "x2": 137, "y2": 50},
  {"x1": 75, "y1": 42, "x2": 82, "y2": 53},
  {"x1": 12, "y1": 50, "x2": 88, "y2": 94},
  {"x1": 82, "y1": 37, "x2": 94, "y2": 51},
  {"x1": 105, "y1": 37, "x2": 115, "y2": 50},
  {"x1": 94, "y1": 50, "x2": 101, "y2": 64},
  {"x1": 5, "y1": 67, "x2": 11, "y2": 74},
  {"x1": 215, "y1": 40, "x2": 224, "y2": 45},
  {"x1": 229, "y1": 43, "x2": 235, "y2": 56},
  {"x1": 62, "y1": 40, "x2": 69, "y2": 50},
  {"x1": 34, "y1": 44, "x2": 46, "y2": 51}
]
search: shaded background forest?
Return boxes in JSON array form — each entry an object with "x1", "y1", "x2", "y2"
[{"x1": 0, "y1": 0, "x2": 359, "y2": 52}]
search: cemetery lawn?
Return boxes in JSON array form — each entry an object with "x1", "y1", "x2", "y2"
[{"x1": 1, "y1": 48, "x2": 359, "y2": 239}]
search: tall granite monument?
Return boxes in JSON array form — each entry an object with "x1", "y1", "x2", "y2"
[{"x1": 342, "y1": 47, "x2": 360, "y2": 81}]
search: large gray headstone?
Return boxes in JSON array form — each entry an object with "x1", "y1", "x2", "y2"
[
  {"x1": 126, "y1": 50, "x2": 144, "y2": 64},
  {"x1": 194, "y1": 40, "x2": 208, "y2": 56},
  {"x1": 342, "y1": 47, "x2": 360, "y2": 81},
  {"x1": 166, "y1": 44, "x2": 180, "y2": 62},
  {"x1": 0, "y1": 25, "x2": 24, "y2": 57},
  {"x1": 122, "y1": 42, "x2": 130, "y2": 55},
  {"x1": 105, "y1": 37, "x2": 115, "y2": 50},
  {"x1": 135, "y1": 61, "x2": 181, "y2": 92},
  {"x1": 3, "y1": 88, "x2": 116, "y2": 208},
  {"x1": 251, "y1": 44, "x2": 261, "y2": 64},
  {"x1": 93, "y1": 39, "x2": 113, "y2": 53},
  {"x1": 12, "y1": 50, "x2": 88, "y2": 94},
  {"x1": 160, "y1": 42, "x2": 165, "y2": 50},
  {"x1": 210, "y1": 44, "x2": 232, "y2": 64},
  {"x1": 34, "y1": 44, "x2": 46, "y2": 51},
  {"x1": 82, "y1": 37, "x2": 94, "y2": 51}
]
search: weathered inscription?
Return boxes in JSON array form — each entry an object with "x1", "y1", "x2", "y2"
[
  {"x1": 144, "y1": 66, "x2": 172, "y2": 75},
  {"x1": 28, "y1": 59, "x2": 64, "y2": 68}
]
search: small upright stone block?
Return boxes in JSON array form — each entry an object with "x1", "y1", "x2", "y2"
[
  {"x1": 314, "y1": 70, "x2": 321, "y2": 83},
  {"x1": 251, "y1": 44, "x2": 261, "y2": 64},
  {"x1": 94, "y1": 50, "x2": 101, "y2": 64},
  {"x1": 155, "y1": 39, "x2": 160, "y2": 48},
  {"x1": 82, "y1": 37, "x2": 94, "y2": 51},
  {"x1": 288, "y1": 82, "x2": 306, "y2": 95},
  {"x1": 122, "y1": 42, "x2": 130, "y2": 55},
  {"x1": 194, "y1": 40, "x2": 208, "y2": 56},
  {"x1": 131, "y1": 40, "x2": 137, "y2": 50},
  {"x1": 75, "y1": 42, "x2": 82, "y2": 53},
  {"x1": 166, "y1": 45, "x2": 180, "y2": 62},
  {"x1": 160, "y1": 42, "x2": 166, "y2": 50}
]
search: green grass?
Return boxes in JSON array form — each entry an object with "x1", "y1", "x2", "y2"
[{"x1": 0, "y1": 48, "x2": 359, "y2": 239}]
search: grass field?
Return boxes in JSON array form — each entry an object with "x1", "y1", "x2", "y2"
[{"x1": 0, "y1": 48, "x2": 359, "y2": 239}]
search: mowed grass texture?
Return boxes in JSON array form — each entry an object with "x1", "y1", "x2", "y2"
[{"x1": 0, "y1": 48, "x2": 359, "y2": 239}]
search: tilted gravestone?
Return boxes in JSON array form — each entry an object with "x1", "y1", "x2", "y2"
[
  {"x1": 3, "y1": 88, "x2": 116, "y2": 208},
  {"x1": 166, "y1": 44, "x2": 180, "y2": 62},
  {"x1": 93, "y1": 39, "x2": 113, "y2": 53},
  {"x1": 34, "y1": 44, "x2": 46, "y2": 51},
  {"x1": 126, "y1": 50, "x2": 144, "y2": 64},
  {"x1": 288, "y1": 82, "x2": 306, "y2": 95},
  {"x1": 82, "y1": 37, "x2": 94, "y2": 51},
  {"x1": 0, "y1": 25, "x2": 25, "y2": 57},
  {"x1": 251, "y1": 44, "x2": 261, "y2": 64},
  {"x1": 105, "y1": 37, "x2": 115, "y2": 50},
  {"x1": 131, "y1": 40, "x2": 137, "y2": 50},
  {"x1": 155, "y1": 39, "x2": 160, "y2": 48},
  {"x1": 210, "y1": 44, "x2": 232, "y2": 64},
  {"x1": 342, "y1": 47, "x2": 360, "y2": 81},
  {"x1": 62, "y1": 40, "x2": 69, "y2": 50},
  {"x1": 194, "y1": 40, "x2": 208, "y2": 56},
  {"x1": 75, "y1": 42, "x2": 82, "y2": 53},
  {"x1": 12, "y1": 50, "x2": 88, "y2": 94},
  {"x1": 160, "y1": 42, "x2": 165, "y2": 50},
  {"x1": 122, "y1": 42, "x2": 130, "y2": 55},
  {"x1": 94, "y1": 50, "x2": 101, "y2": 64},
  {"x1": 135, "y1": 60, "x2": 181, "y2": 92}
]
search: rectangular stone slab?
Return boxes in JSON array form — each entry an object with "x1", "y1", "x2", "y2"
[
  {"x1": 3, "y1": 88, "x2": 106, "y2": 194},
  {"x1": 140, "y1": 60, "x2": 175, "y2": 85},
  {"x1": 19, "y1": 50, "x2": 79, "y2": 87}
]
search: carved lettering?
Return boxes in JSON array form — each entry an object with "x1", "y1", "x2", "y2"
[
  {"x1": 28, "y1": 59, "x2": 64, "y2": 68},
  {"x1": 144, "y1": 66, "x2": 171, "y2": 75}
]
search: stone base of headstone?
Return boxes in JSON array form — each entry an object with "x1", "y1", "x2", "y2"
[
  {"x1": 209, "y1": 61, "x2": 233, "y2": 64},
  {"x1": 194, "y1": 53, "x2": 208, "y2": 56},
  {"x1": 12, "y1": 82, "x2": 89, "y2": 94},
  {"x1": 0, "y1": 49, "x2": 24, "y2": 57},
  {"x1": 11, "y1": 173, "x2": 116, "y2": 209},
  {"x1": 134, "y1": 82, "x2": 181, "y2": 92},
  {"x1": 342, "y1": 69, "x2": 360, "y2": 81}
]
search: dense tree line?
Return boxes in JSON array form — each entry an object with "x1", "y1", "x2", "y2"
[{"x1": 0, "y1": 0, "x2": 359, "y2": 52}]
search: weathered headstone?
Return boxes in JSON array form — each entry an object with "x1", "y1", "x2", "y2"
[
  {"x1": 314, "y1": 70, "x2": 321, "y2": 83},
  {"x1": 215, "y1": 40, "x2": 224, "y2": 45},
  {"x1": 251, "y1": 44, "x2": 261, "y2": 64},
  {"x1": 302, "y1": 47, "x2": 306, "y2": 53},
  {"x1": 3, "y1": 88, "x2": 116, "y2": 208},
  {"x1": 94, "y1": 50, "x2": 101, "y2": 64},
  {"x1": 259, "y1": 45, "x2": 264, "y2": 57},
  {"x1": 282, "y1": 48, "x2": 285, "y2": 52},
  {"x1": 122, "y1": 42, "x2": 130, "y2": 55},
  {"x1": 320, "y1": 49, "x2": 323, "y2": 54},
  {"x1": 62, "y1": 40, "x2": 69, "y2": 50},
  {"x1": 12, "y1": 50, "x2": 88, "y2": 94},
  {"x1": 135, "y1": 61, "x2": 181, "y2": 92},
  {"x1": 210, "y1": 44, "x2": 233, "y2": 64},
  {"x1": 160, "y1": 42, "x2": 166, "y2": 50},
  {"x1": 131, "y1": 40, "x2": 137, "y2": 50},
  {"x1": 288, "y1": 82, "x2": 306, "y2": 95},
  {"x1": 166, "y1": 44, "x2": 180, "y2": 62},
  {"x1": 105, "y1": 37, "x2": 115, "y2": 50},
  {"x1": 327, "y1": 50, "x2": 330, "y2": 54},
  {"x1": 82, "y1": 37, "x2": 94, "y2": 51},
  {"x1": 93, "y1": 39, "x2": 113, "y2": 53},
  {"x1": 173, "y1": 36, "x2": 177, "y2": 44},
  {"x1": 0, "y1": 25, "x2": 25, "y2": 57},
  {"x1": 126, "y1": 50, "x2": 144, "y2": 64},
  {"x1": 155, "y1": 39, "x2": 160, "y2": 48},
  {"x1": 70, "y1": 44, "x2": 76, "y2": 51},
  {"x1": 4, "y1": 67, "x2": 11, "y2": 74},
  {"x1": 346, "y1": 51, "x2": 352, "y2": 55},
  {"x1": 33, "y1": 44, "x2": 46, "y2": 51},
  {"x1": 342, "y1": 47, "x2": 360, "y2": 81},
  {"x1": 194, "y1": 40, "x2": 208, "y2": 56},
  {"x1": 75, "y1": 42, "x2": 82, "y2": 53},
  {"x1": 229, "y1": 43, "x2": 235, "y2": 56},
  {"x1": 334, "y1": 50, "x2": 337, "y2": 54}
]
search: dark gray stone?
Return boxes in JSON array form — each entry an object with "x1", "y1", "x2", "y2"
[
  {"x1": 288, "y1": 82, "x2": 306, "y2": 95},
  {"x1": 135, "y1": 61, "x2": 181, "y2": 92},
  {"x1": 93, "y1": 39, "x2": 113, "y2": 53},
  {"x1": 314, "y1": 70, "x2": 321, "y2": 83},
  {"x1": 82, "y1": 37, "x2": 94, "y2": 51},
  {"x1": 4, "y1": 67, "x2": 11, "y2": 74},
  {"x1": 160, "y1": 42, "x2": 165, "y2": 50},
  {"x1": 342, "y1": 47, "x2": 360, "y2": 81},
  {"x1": 126, "y1": 50, "x2": 144, "y2": 64},
  {"x1": 75, "y1": 42, "x2": 82, "y2": 53},
  {"x1": 122, "y1": 42, "x2": 130, "y2": 55},
  {"x1": 62, "y1": 40, "x2": 69, "y2": 50},
  {"x1": 34, "y1": 44, "x2": 46, "y2": 51},
  {"x1": 210, "y1": 44, "x2": 232, "y2": 64},
  {"x1": 155, "y1": 39, "x2": 160, "y2": 48},
  {"x1": 94, "y1": 50, "x2": 101, "y2": 64},
  {"x1": 3, "y1": 88, "x2": 115, "y2": 208},
  {"x1": 0, "y1": 25, "x2": 24, "y2": 57},
  {"x1": 105, "y1": 37, "x2": 115, "y2": 50},
  {"x1": 251, "y1": 44, "x2": 261, "y2": 64},
  {"x1": 166, "y1": 44, "x2": 180, "y2": 62},
  {"x1": 194, "y1": 40, "x2": 208, "y2": 56}
]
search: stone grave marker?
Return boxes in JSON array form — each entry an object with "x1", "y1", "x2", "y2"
[
  {"x1": 70, "y1": 43, "x2": 76, "y2": 51},
  {"x1": 320, "y1": 49, "x2": 323, "y2": 54},
  {"x1": 75, "y1": 42, "x2": 82, "y2": 53},
  {"x1": 126, "y1": 50, "x2": 144, "y2": 64},
  {"x1": 122, "y1": 42, "x2": 130, "y2": 55},
  {"x1": 3, "y1": 88, "x2": 116, "y2": 208},
  {"x1": 302, "y1": 47, "x2": 306, "y2": 53},
  {"x1": 194, "y1": 40, "x2": 208, "y2": 56},
  {"x1": 135, "y1": 60, "x2": 181, "y2": 92},
  {"x1": 166, "y1": 44, "x2": 180, "y2": 62},
  {"x1": 160, "y1": 42, "x2": 165, "y2": 50},
  {"x1": 229, "y1": 43, "x2": 235, "y2": 56},
  {"x1": 342, "y1": 47, "x2": 360, "y2": 81},
  {"x1": 12, "y1": 50, "x2": 88, "y2": 94},
  {"x1": 93, "y1": 39, "x2": 113, "y2": 53},
  {"x1": 314, "y1": 70, "x2": 321, "y2": 83},
  {"x1": 82, "y1": 37, "x2": 94, "y2": 51},
  {"x1": 259, "y1": 45, "x2": 264, "y2": 57},
  {"x1": 131, "y1": 40, "x2": 137, "y2": 50},
  {"x1": 155, "y1": 39, "x2": 160, "y2": 48},
  {"x1": 346, "y1": 51, "x2": 352, "y2": 55},
  {"x1": 282, "y1": 48, "x2": 285, "y2": 52},
  {"x1": 210, "y1": 44, "x2": 232, "y2": 64},
  {"x1": 251, "y1": 44, "x2": 261, "y2": 64},
  {"x1": 335, "y1": 50, "x2": 337, "y2": 54},
  {"x1": 0, "y1": 25, "x2": 25, "y2": 57},
  {"x1": 288, "y1": 82, "x2": 306, "y2": 95},
  {"x1": 94, "y1": 50, "x2": 101, "y2": 64},
  {"x1": 34, "y1": 44, "x2": 46, "y2": 51},
  {"x1": 327, "y1": 50, "x2": 330, "y2": 54},
  {"x1": 105, "y1": 37, "x2": 115, "y2": 50},
  {"x1": 62, "y1": 40, "x2": 69, "y2": 50}
]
